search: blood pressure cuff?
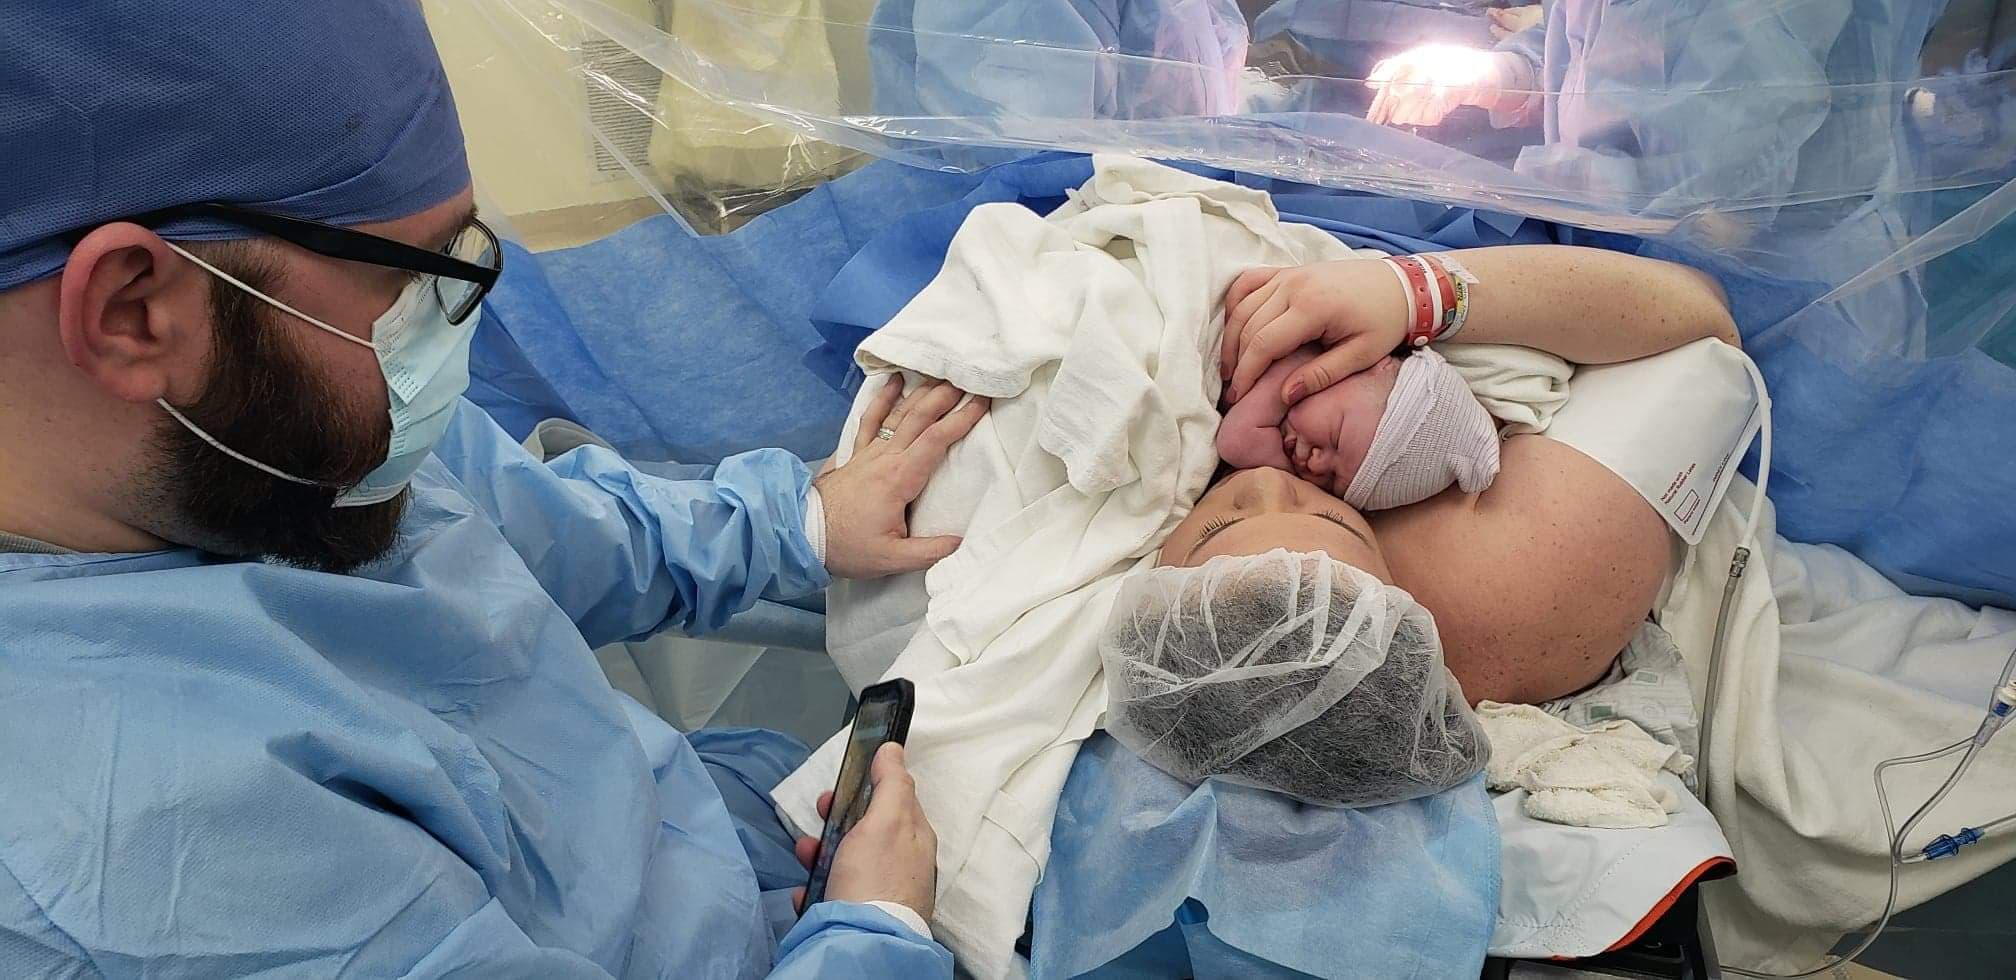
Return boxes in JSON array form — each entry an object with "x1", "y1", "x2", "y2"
[{"x1": 1544, "y1": 339, "x2": 1765, "y2": 545}]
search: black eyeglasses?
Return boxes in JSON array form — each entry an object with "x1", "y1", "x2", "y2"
[{"x1": 123, "y1": 202, "x2": 503, "y2": 324}]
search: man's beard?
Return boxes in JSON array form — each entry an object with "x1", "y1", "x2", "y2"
[{"x1": 144, "y1": 256, "x2": 407, "y2": 573}]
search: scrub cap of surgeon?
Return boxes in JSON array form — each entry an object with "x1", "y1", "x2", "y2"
[
  {"x1": 0, "y1": 2, "x2": 471, "y2": 291},
  {"x1": 1099, "y1": 549, "x2": 1487, "y2": 808}
]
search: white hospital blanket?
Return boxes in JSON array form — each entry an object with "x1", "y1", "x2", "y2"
[
  {"x1": 774, "y1": 157, "x2": 1370, "y2": 978},
  {"x1": 778, "y1": 156, "x2": 1585, "y2": 977},
  {"x1": 1442, "y1": 344, "x2": 1571, "y2": 436},
  {"x1": 1665, "y1": 478, "x2": 2016, "y2": 972}
]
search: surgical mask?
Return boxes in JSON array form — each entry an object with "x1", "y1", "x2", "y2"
[{"x1": 159, "y1": 241, "x2": 480, "y2": 507}]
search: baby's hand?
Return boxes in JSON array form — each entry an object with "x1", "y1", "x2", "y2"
[
  {"x1": 1283, "y1": 426, "x2": 1310, "y2": 475},
  {"x1": 1218, "y1": 414, "x2": 1292, "y2": 469},
  {"x1": 1216, "y1": 356, "x2": 1307, "y2": 469}
]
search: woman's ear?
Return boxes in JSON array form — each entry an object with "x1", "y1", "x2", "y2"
[{"x1": 56, "y1": 224, "x2": 212, "y2": 404}]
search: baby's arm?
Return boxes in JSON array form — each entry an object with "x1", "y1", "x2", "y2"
[{"x1": 1216, "y1": 350, "x2": 1315, "y2": 469}]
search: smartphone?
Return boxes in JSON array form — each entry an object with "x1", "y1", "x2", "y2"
[{"x1": 802, "y1": 678, "x2": 916, "y2": 911}]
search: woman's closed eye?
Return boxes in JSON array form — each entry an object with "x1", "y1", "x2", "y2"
[
  {"x1": 1187, "y1": 516, "x2": 1244, "y2": 559},
  {"x1": 1317, "y1": 510, "x2": 1371, "y2": 546}
]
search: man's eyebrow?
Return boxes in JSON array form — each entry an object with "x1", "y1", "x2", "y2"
[
  {"x1": 1183, "y1": 516, "x2": 1245, "y2": 562},
  {"x1": 434, "y1": 203, "x2": 480, "y2": 252}
]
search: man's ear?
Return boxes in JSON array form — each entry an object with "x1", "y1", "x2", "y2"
[{"x1": 56, "y1": 224, "x2": 213, "y2": 404}]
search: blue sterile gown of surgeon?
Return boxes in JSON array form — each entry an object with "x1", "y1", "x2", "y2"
[
  {"x1": 1487, "y1": 0, "x2": 1921, "y2": 222},
  {"x1": 0, "y1": 400, "x2": 952, "y2": 978}
]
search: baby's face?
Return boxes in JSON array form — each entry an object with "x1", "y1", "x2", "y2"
[{"x1": 1282, "y1": 356, "x2": 1402, "y2": 495}]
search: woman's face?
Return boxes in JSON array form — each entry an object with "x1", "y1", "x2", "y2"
[{"x1": 1160, "y1": 467, "x2": 1392, "y2": 581}]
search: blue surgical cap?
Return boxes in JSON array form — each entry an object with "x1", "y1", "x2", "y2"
[{"x1": 0, "y1": 2, "x2": 472, "y2": 291}]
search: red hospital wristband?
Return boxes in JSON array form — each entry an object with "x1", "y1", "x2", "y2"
[{"x1": 1394, "y1": 256, "x2": 1438, "y2": 348}]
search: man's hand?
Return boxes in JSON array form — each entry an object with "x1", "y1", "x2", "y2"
[
  {"x1": 816, "y1": 378, "x2": 988, "y2": 579},
  {"x1": 1221, "y1": 259, "x2": 1409, "y2": 406},
  {"x1": 792, "y1": 744, "x2": 939, "y2": 921}
]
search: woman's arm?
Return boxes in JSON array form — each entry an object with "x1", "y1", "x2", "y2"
[
  {"x1": 1434, "y1": 245, "x2": 1738, "y2": 360},
  {"x1": 1221, "y1": 245, "x2": 1737, "y2": 405}
]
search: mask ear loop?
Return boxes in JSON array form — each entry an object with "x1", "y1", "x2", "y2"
[
  {"x1": 159, "y1": 240, "x2": 379, "y2": 351},
  {"x1": 151, "y1": 238, "x2": 366, "y2": 490},
  {"x1": 154, "y1": 399, "x2": 332, "y2": 488}
]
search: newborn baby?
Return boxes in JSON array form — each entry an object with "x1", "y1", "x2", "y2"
[{"x1": 1217, "y1": 345, "x2": 1500, "y2": 509}]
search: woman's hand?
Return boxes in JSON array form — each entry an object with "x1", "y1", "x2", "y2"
[
  {"x1": 792, "y1": 744, "x2": 939, "y2": 921},
  {"x1": 1221, "y1": 259, "x2": 1408, "y2": 406},
  {"x1": 816, "y1": 378, "x2": 989, "y2": 578}
]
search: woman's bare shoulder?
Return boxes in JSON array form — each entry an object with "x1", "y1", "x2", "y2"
[
  {"x1": 1377, "y1": 434, "x2": 1664, "y2": 537},
  {"x1": 1370, "y1": 433, "x2": 1670, "y2": 703},
  {"x1": 1484, "y1": 434, "x2": 1662, "y2": 524},
  {"x1": 1461, "y1": 434, "x2": 1670, "y2": 594}
]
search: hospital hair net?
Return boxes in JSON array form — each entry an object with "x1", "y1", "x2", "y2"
[
  {"x1": 1099, "y1": 548, "x2": 1486, "y2": 808},
  {"x1": 0, "y1": 1, "x2": 470, "y2": 291}
]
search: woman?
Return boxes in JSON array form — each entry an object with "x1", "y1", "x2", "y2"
[
  {"x1": 1190, "y1": 244, "x2": 1740, "y2": 705},
  {"x1": 1053, "y1": 243, "x2": 1744, "y2": 978}
]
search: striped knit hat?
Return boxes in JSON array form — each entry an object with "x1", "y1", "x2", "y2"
[{"x1": 1342, "y1": 348, "x2": 1500, "y2": 510}]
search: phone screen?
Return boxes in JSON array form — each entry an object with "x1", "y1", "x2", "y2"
[{"x1": 802, "y1": 679, "x2": 913, "y2": 909}]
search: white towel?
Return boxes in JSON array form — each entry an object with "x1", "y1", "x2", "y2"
[
  {"x1": 1479, "y1": 702, "x2": 1692, "y2": 829},
  {"x1": 1438, "y1": 343, "x2": 1572, "y2": 435},
  {"x1": 1545, "y1": 620, "x2": 1702, "y2": 781}
]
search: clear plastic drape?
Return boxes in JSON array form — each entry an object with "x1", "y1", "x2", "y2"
[
  {"x1": 437, "y1": 0, "x2": 2016, "y2": 363},
  {"x1": 433, "y1": 0, "x2": 2016, "y2": 607}
]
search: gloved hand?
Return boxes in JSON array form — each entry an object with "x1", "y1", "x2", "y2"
[
  {"x1": 1365, "y1": 45, "x2": 1523, "y2": 128},
  {"x1": 815, "y1": 378, "x2": 989, "y2": 578},
  {"x1": 1488, "y1": 5, "x2": 1544, "y2": 41}
]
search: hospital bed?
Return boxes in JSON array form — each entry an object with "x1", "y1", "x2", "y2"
[
  {"x1": 1487, "y1": 890, "x2": 1722, "y2": 980},
  {"x1": 427, "y1": 0, "x2": 2016, "y2": 975}
]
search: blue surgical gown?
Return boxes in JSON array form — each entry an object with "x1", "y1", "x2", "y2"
[
  {"x1": 1491, "y1": 0, "x2": 1865, "y2": 220},
  {"x1": 0, "y1": 400, "x2": 952, "y2": 978}
]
